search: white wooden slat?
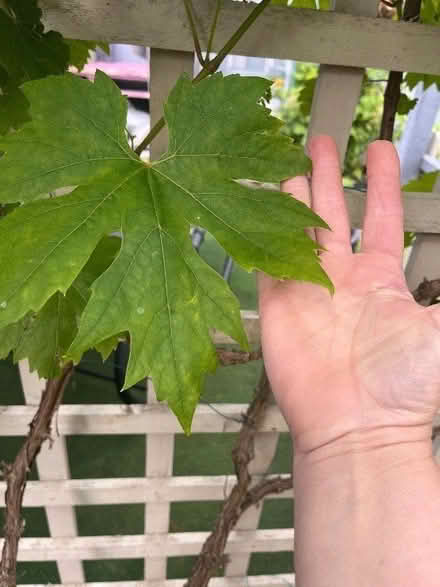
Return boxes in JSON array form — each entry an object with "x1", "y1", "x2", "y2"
[
  {"x1": 145, "y1": 47, "x2": 194, "y2": 582},
  {"x1": 39, "y1": 1, "x2": 440, "y2": 75},
  {"x1": 3, "y1": 529, "x2": 294, "y2": 561},
  {"x1": 307, "y1": 65, "x2": 364, "y2": 164},
  {"x1": 345, "y1": 190, "x2": 440, "y2": 235},
  {"x1": 18, "y1": 361, "x2": 84, "y2": 583},
  {"x1": 145, "y1": 429, "x2": 174, "y2": 580},
  {"x1": 0, "y1": 403, "x2": 288, "y2": 436},
  {"x1": 398, "y1": 84, "x2": 440, "y2": 185},
  {"x1": 3, "y1": 402, "x2": 440, "y2": 436},
  {"x1": 0, "y1": 475, "x2": 293, "y2": 507},
  {"x1": 404, "y1": 176, "x2": 440, "y2": 462},
  {"x1": 22, "y1": 574, "x2": 295, "y2": 587},
  {"x1": 307, "y1": 0, "x2": 378, "y2": 162},
  {"x1": 405, "y1": 175, "x2": 440, "y2": 292}
]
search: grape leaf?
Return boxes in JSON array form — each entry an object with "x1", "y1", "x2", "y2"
[
  {"x1": 271, "y1": 0, "x2": 331, "y2": 9},
  {"x1": 404, "y1": 231, "x2": 415, "y2": 248},
  {"x1": 0, "y1": 0, "x2": 69, "y2": 134},
  {"x1": 298, "y1": 76, "x2": 317, "y2": 116},
  {"x1": 397, "y1": 93, "x2": 418, "y2": 115},
  {"x1": 403, "y1": 171, "x2": 439, "y2": 192},
  {"x1": 66, "y1": 39, "x2": 110, "y2": 71},
  {"x1": 405, "y1": 72, "x2": 440, "y2": 92},
  {"x1": 0, "y1": 71, "x2": 330, "y2": 431},
  {"x1": 0, "y1": 0, "x2": 68, "y2": 83},
  {"x1": 420, "y1": 0, "x2": 440, "y2": 24},
  {"x1": 0, "y1": 236, "x2": 121, "y2": 377}
]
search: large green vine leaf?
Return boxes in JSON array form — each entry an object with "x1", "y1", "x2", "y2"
[{"x1": 0, "y1": 71, "x2": 330, "y2": 431}]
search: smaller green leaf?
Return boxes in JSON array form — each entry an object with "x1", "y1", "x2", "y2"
[
  {"x1": 0, "y1": 1, "x2": 68, "y2": 85},
  {"x1": 405, "y1": 72, "x2": 440, "y2": 92},
  {"x1": 0, "y1": 320, "x2": 24, "y2": 360},
  {"x1": 404, "y1": 232, "x2": 415, "y2": 248},
  {"x1": 420, "y1": 0, "x2": 440, "y2": 24},
  {"x1": 95, "y1": 334, "x2": 121, "y2": 361},
  {"x1": 403, "y1": 171, "x2": 439, "y2": 192},
  {"x1": 65, "y1": 39, "x2": 110, "y2": 71},
  {"x1": 397, "y1": 93, "x2": 418, "y2": 115},
  {"x1": 0, "y1": 235, "x2": 121, "y2": 378},
  {"x1": 0, "y1": 0, "x2": 69, "y2": 134},
  {"x1": 271, "y1": 0, "x2": 331, "y2": 8},
  {"x1": 13, "y1": 289, "x2": 82, "y2": 378},
  {"x1": 298, "y1": 76, "x2": 316, "y2": 116}
]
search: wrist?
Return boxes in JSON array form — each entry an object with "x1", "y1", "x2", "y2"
[
  {"x1": 293, "y1": 419, "x2": 434, "y2": 464},
  {"x1": 293, "y1": 426, "x2": 440, "y2": 587},
  {"x1": 293, "y1": 422, "x2": 435, "y2": 485}
]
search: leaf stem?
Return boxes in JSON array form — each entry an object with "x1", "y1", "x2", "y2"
[
  {"x1": 183, "y1": 0, "x2": 206, "y2": 67},
  {"x1": 135, "y1": 0, "x2": 272, "y2": 156},
  {"x1": 206, "y1": 0, "x2": 223, "y2": 59}
]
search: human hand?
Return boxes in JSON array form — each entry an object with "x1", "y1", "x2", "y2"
[{"x1": 258, "y1": 135, "x2": 440, "y2": 458}]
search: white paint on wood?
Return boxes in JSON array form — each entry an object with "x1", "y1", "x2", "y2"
[
  {"x1": 3, "y1": 400, "x2": 440, "y2": 437},
  {"x1": 2, "y1": 528, "x2": 294, "y2": 561},
  {"x1": 405, "y1": 177, "x2": 440, "y2": 291},
  {"x1": 308, "y1": 0, "x2": 378, "y2": 163},
  {"x1": 39, "y1": 1, "x2": 440, "y2": 75},
  {"x1": 307, "y1": 65, "x2": 364, "y2": 164},
  {"x1": 345, "y1": 190, "x2": 440, "y2": 235},
  {"x1": 22, "y1": 574, "x2": 295, "y2": 587},
  {"x1": 404, "y1": 177, "x2": 440, "y2": 461},
  {"x1": 398, "y1": 83, "x2": 440, "y2": 185},
  {"x1": 18, "y1": 361, "x2": 84, "y2": 582},
  {"x1": 0, "y1": 403, "x2": 289, "y2": 436},
  {"x1": 0, "y1": 475, "x2": 293, "y2": 507}
]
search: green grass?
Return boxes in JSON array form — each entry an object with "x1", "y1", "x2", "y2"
[{"x1": 0, "y1": 233, "x2": 294, "y2": 582}]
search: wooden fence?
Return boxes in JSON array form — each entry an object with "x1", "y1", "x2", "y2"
[{"x1": 1, "y1": 0, "x2": 440, "y2": 585}]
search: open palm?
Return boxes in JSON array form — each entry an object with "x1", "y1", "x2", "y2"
[{"x1": 258, "y1": 136, "x2": 440, "y2": 456}]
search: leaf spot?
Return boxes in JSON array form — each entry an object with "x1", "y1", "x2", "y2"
[
  {"x1": 137, "y1": 307, "x2": 145, "y2": 315},
  {"x1": 0, "y1": 301, "x2": 7, "y2": 309}
]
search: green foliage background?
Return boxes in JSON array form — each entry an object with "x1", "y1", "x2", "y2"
[{"x1": 273, "y1": 63, "x2": 407, "y2": 186}]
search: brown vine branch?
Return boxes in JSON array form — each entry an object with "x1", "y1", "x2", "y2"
[
  {"x1": 379, "y1": 0, "x2": 422, "y2": 141},
  {"x1": 243, "y1": 474, "x2": 292, "y2": 510},
  {"x1": 135, "y1": 0, "x2": 271, "y2": 155},
  {"x1": 0, "y1": 363, "x2": 73, "y2": 587},
  {"x1": 185, "y1": 367, "x2": 287, "y2": 587},
  {"x1": 216, "y1": 348, "x2": 262, "y2": 366}
]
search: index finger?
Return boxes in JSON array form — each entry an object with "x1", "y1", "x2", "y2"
[
  {"x1": 308, "y1": 135, "x2": 352, "y2": 255},
  {"x1": 361, "y1": 140, "x2": 403, "y2": 260}
]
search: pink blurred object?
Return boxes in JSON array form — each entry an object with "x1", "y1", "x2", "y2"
[{"x1": 70, "y1": 61, "x2": 150, "y2": 100}]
